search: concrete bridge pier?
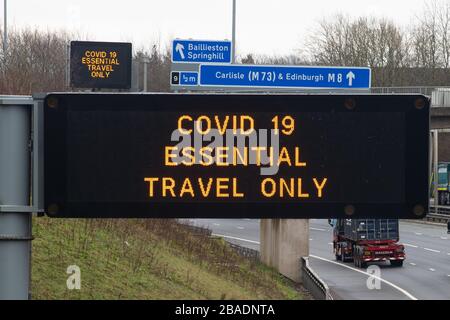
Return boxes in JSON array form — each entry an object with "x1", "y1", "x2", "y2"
[{"x1": 260, "y1": 219, "x2": 309, "y2": 283}]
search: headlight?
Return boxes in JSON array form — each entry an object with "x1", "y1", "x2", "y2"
[{"x1": 395, "y1": 246, "x2": 404, "y2": 253}]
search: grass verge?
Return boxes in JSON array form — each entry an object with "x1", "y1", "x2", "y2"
[{"x1": 32, "y1": 218, "x2": 307, "y2": 300}]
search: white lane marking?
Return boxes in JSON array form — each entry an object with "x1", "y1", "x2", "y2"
[
  {"x1": 415, "y1": 233, "x2": 423, "y2": 236},
  {"x1": 448, "y1": 253, "x2": 450, "y2": 255},
  {"x1": 403, "y1": 243, "x2": 418, "y2": 248},
  {"x1": 212, "y1": 233, "x2": 260, "y2": 245},
  {"x1": 440, "y1": 237, "x2": 448, "y2": 240},
  {"x1": 328, "y1": 242, "x2": 333, "y2": 245},
  {"x1": 409, "y1": 263, "x2": 416, "y2": 266},
  {"x1": 237, "y1": 226, "x2": 244, "y2": 230},
  {"x1": 310, "y1": 227, "x2": 326, "y2": 231},
  {"x1": 309, "y1": 238, "x2": 313, "y2": 241},
  {"x1": 243, "y1": 218, "x2": 252, "y2": 221},
  {"x1": 424, "y1": 248, "x2": 441, "y2": 253},
  {"x1": 213, "y1": 233, "x2": 417, "y2": 300},
  {"x1": 429, "y1": 268, "x2": 436, "y2": 272},
  {"x1": 213, "y1": 223, "x2": 220, "y2": 226},
  {"x1": 309, "y1": 255, "x2": 418, "y2": 300}
]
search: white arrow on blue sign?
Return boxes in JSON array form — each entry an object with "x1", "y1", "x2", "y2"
[
  {"x1": 172, "y1": 39, "x2": 232, "y2": 64},
  {"x1": 199, "y1": 64, "x2": 371, "y2": 89}
]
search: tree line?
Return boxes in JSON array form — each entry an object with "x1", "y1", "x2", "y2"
[
  {"x1": 305, "y1": 0, "x2": 450, "y2": 86},
  {"x1": 0, "y1": 0, "x2": 449, "y2": 94}
]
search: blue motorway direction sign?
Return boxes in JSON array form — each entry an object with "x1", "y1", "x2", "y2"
[
  {"x1": 171, "y1": 71, "x2": 198, "y2": 86},
  {"x1": 199, "y1": 64, "x2": 371, "y2": 89},
  {"x1": 172, "y1": 39, "x2": 232, "y2": 64}
]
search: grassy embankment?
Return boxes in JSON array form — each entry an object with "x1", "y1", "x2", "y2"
[{"x1": 32, "y1": 218, "x2": 307, "y2": 299}]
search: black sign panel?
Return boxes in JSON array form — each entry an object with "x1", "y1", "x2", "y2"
[
  {"x1": 70, "y1": 41, "x2": 132, "y2": 89},
  {"x1": 44, "y1": 93, "x2": 429, "y2": 218},
  {"x1": 171, "y1": 72, "x2": 180, "y2": 85}
]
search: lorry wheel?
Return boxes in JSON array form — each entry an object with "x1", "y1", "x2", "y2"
[
  {"x1": 391, "y1": 260, "x2": 403, "y2": 267},
  {"x1": 354, "y1": 257, "x2": 366, "y2": 268}
]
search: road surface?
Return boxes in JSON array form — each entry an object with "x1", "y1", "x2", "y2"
[{"x1": 185, "y1": 218, "x2": 450, "y2": 300}]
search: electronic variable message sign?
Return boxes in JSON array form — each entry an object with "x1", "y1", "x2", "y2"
[
  {"x1": 44, "y1": 93, "x2": 429, "y2": 219},
  {"x1": 70, "y1": 41, "x2": 132, "y2": 89}
]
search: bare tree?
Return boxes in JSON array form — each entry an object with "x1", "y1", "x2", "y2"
[
  {"x1": 437, "y1": 0, "x2": 450, "y2": 68},
  {"x1": 240, "y1": 54, "x2": 255, "y2": 64},
  {"x1": 0, "y1": 28, "x2": 69, "y2": 94},
  {"x1": 306, "y1": 15, "x2": 410, "y2": 86},
  {"x1": 135, "y1": 41, "x2": 172, "y2": 92},
  {"x1": 410, "y1": 0, "x2": 450, "y2": 83},
  {"x1": 2, "y1": 1, "x2": 449, "y2": 95},
  {"x1": 411, "y1": 2, "x2": 440, "y2": 68},
  {"x1": 307, "y1": 14, "x2": 353, "y2": 66}
]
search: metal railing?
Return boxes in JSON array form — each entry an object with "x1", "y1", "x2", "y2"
[
  {"x1": 182, "y1": 223, "x2": 212, "y2": 237},
  {"x1": 371, "y1": 87, "x2": 450, "y2": 107},
  {"x1": 180, "y1": 221, "x2": 334, "y2": 300},
  {"x1": 427, "y1": 205, "x2": 450, "y2": 223},
  {"x1": 228, "y1": 242, "x2": 260, "y2": 260},
  {"x1": 371, "y1": 86, "x2": 439, "y2": 95},
  {"x1": 179, "y1": 222, "x2": 260, "y2": 260},
  {"x1": 179, "y1": 221, "x2": 334, "y2": 300},
  {"x1": 301, "y1": 257, "x2": 333, "y2": 300},
  {"x1": 430, "y1": 205, "x2": 450, "y2": 215}
]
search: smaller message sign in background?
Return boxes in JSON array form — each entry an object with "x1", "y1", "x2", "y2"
[{"x1": 70, "y1": 41, "x2": 132, "y2": 89}]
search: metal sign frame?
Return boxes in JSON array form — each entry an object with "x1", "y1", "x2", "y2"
[{"x1": 0, "y1": 96, "x2": 43, "y2": 213}]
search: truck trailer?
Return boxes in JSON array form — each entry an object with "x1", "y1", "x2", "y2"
[{"x1": 329, "y1": 219, "x2": 405, "y2": 268}]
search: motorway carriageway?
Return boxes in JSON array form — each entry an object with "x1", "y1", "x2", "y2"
[{"x1": 185, "y1": 218, "x2": 450, "y2": 300}]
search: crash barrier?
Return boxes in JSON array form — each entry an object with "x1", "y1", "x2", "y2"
[
  {"x1": 181, "y1": 222, "x2": 259, "y2": 259},
  {"x1": 182, "y1": 223, "x2": 212, "y2": 237},
  {"x1": 228, "y1": 242, "x2": 260, "y2": 261},
  {"x1": 301, "y1": 257, "x2": 333, "y2": 300},
  {"x1": 180, "y1": 221, "x2": 330, "y2": 299},
  {"x1": 427, "y1": 206, "x2": 450, "y2": 224},
  {"x1": 371, "y1": 86, "x2": 450, "y2": 107}
]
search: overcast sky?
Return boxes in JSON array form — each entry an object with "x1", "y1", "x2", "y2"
[{"x1": 3, "y1": 0, "x2": 428, "y2": 56}]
